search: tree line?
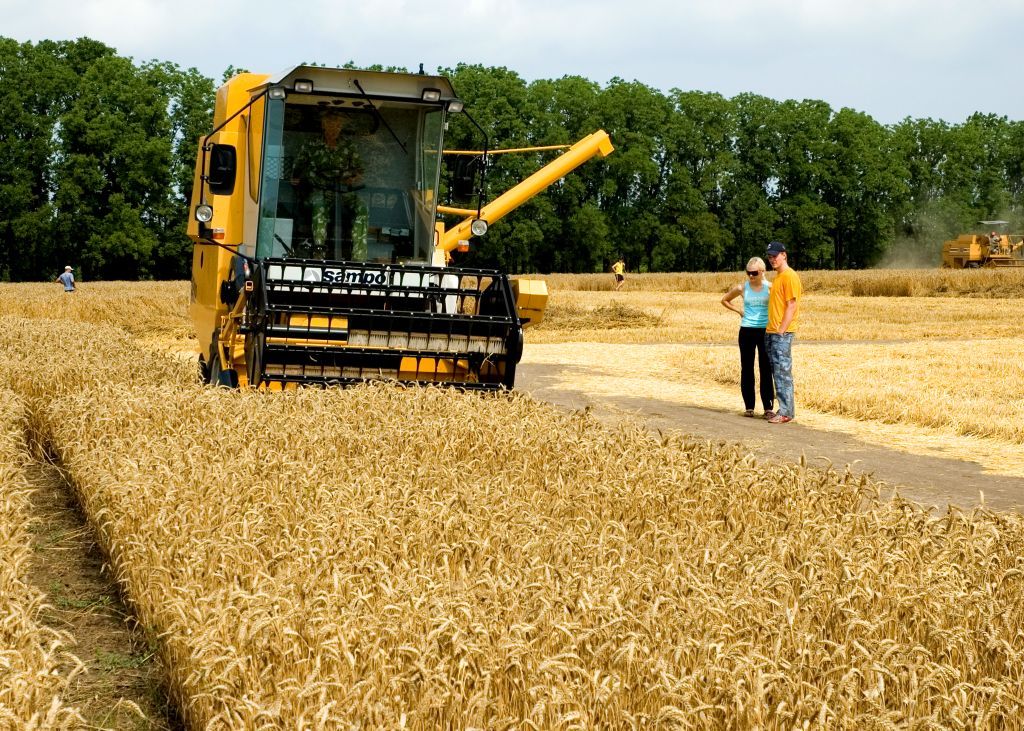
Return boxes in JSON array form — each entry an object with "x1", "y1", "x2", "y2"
[{"x1": 2, "y1": 37, "x2": 1022, "y2": 280}]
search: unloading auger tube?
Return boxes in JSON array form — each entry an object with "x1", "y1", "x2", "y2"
[{"x1": 436, "y1": 130, "x2": 614, "y2": 254}]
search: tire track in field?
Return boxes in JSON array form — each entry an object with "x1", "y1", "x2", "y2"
[{"x1": 26, "y1": 459, "x2": 182, "y2": 730}]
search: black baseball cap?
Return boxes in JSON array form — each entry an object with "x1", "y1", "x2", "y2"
[{"x1": 766, "y1": 241, "x2": 787, "y2": 255}]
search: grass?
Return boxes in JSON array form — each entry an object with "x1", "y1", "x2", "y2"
[
  {"x1": 55, "y1": 593, "x2": 114, "y2": 612},
  {"x1": 95, "y1": 649, "x2": 153, "y2": 671}
]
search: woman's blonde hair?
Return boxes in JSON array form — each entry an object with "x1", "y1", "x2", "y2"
[{"x1": 746, "y1": 257, "x2": 766, "y2": 272}]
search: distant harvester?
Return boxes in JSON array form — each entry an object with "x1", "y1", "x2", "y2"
[{"x1": 941, "y1": 221, "x2": 1024, "y2": 268}]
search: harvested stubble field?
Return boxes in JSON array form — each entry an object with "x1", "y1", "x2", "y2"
[
  {"x1": 688, "y1": 339, "x2": 1024, "y2": 444},
  {"x1": 531, "y1": 270, "x2": 1024, "y2": 472},
  {"x1": 0, "y1": 274, "x2": 1023, "y2": 728},
  {"x1": 541, "y1": 268, "x2": 1024, "y2": 298},
  {"x1": 532, "y1": 290, "x2": 1024, "y2": 343}
]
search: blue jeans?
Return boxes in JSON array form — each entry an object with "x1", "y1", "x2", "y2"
[{"x1": 766, "y1": 333, "x2": 795, "y2": 418}]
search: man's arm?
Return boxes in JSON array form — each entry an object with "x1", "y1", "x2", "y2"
[{"x1": 777, "y1": 298, "x2": 798, "y2": 333}]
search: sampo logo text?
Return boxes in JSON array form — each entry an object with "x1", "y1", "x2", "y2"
[{"x1": 322, "y1": 270, "x2": 388, "y2": 286}]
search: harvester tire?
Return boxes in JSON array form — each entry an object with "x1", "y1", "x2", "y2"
[
  {"x1": 207, "y1": 334, "x2": 220, "y2": 386},
  {"x1": 245, "y1": 331, "x2": 264, "y2": 389},
  {"x1": 208, "y1": 332, "x2": 239, "y2": 389}
]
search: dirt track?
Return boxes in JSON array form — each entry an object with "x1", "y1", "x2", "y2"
[
  {"x1": 517, "y1": 361, "x2": 1024, "y2": 513},
  {"x1": 27, "y1": 461, "x2": 178, "y2": 729}
]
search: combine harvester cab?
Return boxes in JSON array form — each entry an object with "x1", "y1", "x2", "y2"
[{"x1": 187, "y1": 65, "x2": 612, "y2": 390}]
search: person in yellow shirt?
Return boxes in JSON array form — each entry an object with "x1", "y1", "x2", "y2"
[
  {"x1": 764, "y1": 241, "x2": 802, "y2": 424},
  {"x1": 611, "y1": 258, "x2": 626, "y2": 290}
]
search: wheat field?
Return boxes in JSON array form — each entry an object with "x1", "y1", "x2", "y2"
[
  {"x1": 0, "y1": 274, "x2": 1023, "y2": 727},
  {"x1": 38, "y1": 381, "x2": 1024, "y2": 728}
]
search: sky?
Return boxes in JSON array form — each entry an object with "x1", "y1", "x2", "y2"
[{"x1": 4, "y1": 0, "x2": 1022, "y2": 125}]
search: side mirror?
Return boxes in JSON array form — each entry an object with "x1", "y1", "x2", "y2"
[
  {"x1": 207, "y1": 144, "x2": 237, "y2": 195},
  {"x1": 448, "y1": 155, "x2": 482, "y2": 201}
]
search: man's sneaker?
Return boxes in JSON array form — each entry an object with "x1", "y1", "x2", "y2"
[
  {"x1": 763, "y1": 411, "x2": 776, "y2": 420},
  {"x1": 743, "y1": 409, "x2": 756, "y2": 418},
  {"x1": 767, "y1": 414, "x2": 792, "y2": 424}
]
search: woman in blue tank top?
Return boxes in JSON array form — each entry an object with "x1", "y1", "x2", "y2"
[{"x1": 720, "y1": 257, "x2": 775, "y2": 418}]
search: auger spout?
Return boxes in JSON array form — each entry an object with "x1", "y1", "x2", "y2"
[{"x1": 439, "y1": 130, "x2": 614, "y2": 253}]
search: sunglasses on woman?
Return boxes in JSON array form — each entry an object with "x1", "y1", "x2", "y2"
[{"x1": 746, "y1": 270, "x2": 761, "y2": 276}]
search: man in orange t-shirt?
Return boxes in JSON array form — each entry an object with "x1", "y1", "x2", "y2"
[{"x1": 764, "y1": 241, "x2": 802, "y2": 423}]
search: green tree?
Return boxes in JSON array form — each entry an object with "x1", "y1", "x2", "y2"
[
  {"x1": 0, "y1": 37, "x2": 116, "y2": 280},
  {"x1": 773, "y1": 99, "x2": 835, "y2": 267},
  {"x1": 440, "y1": 64, "x2": 539, "y2": 270},
  {"x1": 53, "y1": 54, "x2": 172, "y2": 279},
  {"x1": 889, "y1": 115, "x2": 1011, "y2": 253},
  {"x1": 822, "y1": 108, "x2": 906, "y2": 267},
  {"x1": 143, "y1": 61, "x2": 215, "y2": 278},
  {"x1": 890, "y1": 117, "x2": 950, "y2": 236},
  {"x1": 553, "y1": 202, "x2": 611, "y2": 272},
  {"x1": 7, "y1": 39, "x2": 1024, "y2": 278},
  {"x1": 528, "y1": 75, "x2": 602, "y2": 144},
  {"x1": 663, "y1": 90, "x2": 738, "y2": 270},
  {"x1": 220, "y1": 65, "x2": 251, "y2": 84},
  {"x1": 1006, "y1": 120, "x2": 1024, "y2": 226},
  {"x1": 527, "y1": 76, "x2": 610, "y2": 272},
  {"x1": 596, "y1": 79, "x2": 673, "y2": 271},
  {"x1": 961, "y1": 113, "x2": 1013, "y2": 218},
  {"x1": 727, "y1": 94, "x2": 783, "y2": 268},
  {"x1": 0, "y1": 38, "x2": 52, "y2": 280}
]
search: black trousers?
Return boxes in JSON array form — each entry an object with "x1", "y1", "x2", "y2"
[{"x1": 738, "y1": 327, "x2": 775, "y2": 411}]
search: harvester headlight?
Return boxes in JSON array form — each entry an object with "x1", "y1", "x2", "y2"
[
  {"x1": 268, "y1": 86, "x2": 287, "y2": 100},
  {"x1": 470, "y1": 219, "x2": 488, "y2": 237},
  {"x1": 421, "y1": 88, "x2": 442, "y2": 102},
  {"x1": 448, "y1": 99, "x2": 464, "y2": 113},
  {"x1": 294, "y1": 78, "x2": 314, "y2": 93},
  {"x1": 195, "y1": 204, "x2": 214, "y2": 223}
]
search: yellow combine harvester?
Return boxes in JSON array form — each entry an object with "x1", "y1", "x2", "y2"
[
  {"x1": 187, "y1": 65, "x2": 613, "y2": 389},
  {"x1": 941, "y1": 221, "x2": 1024, "y2": 268}
]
